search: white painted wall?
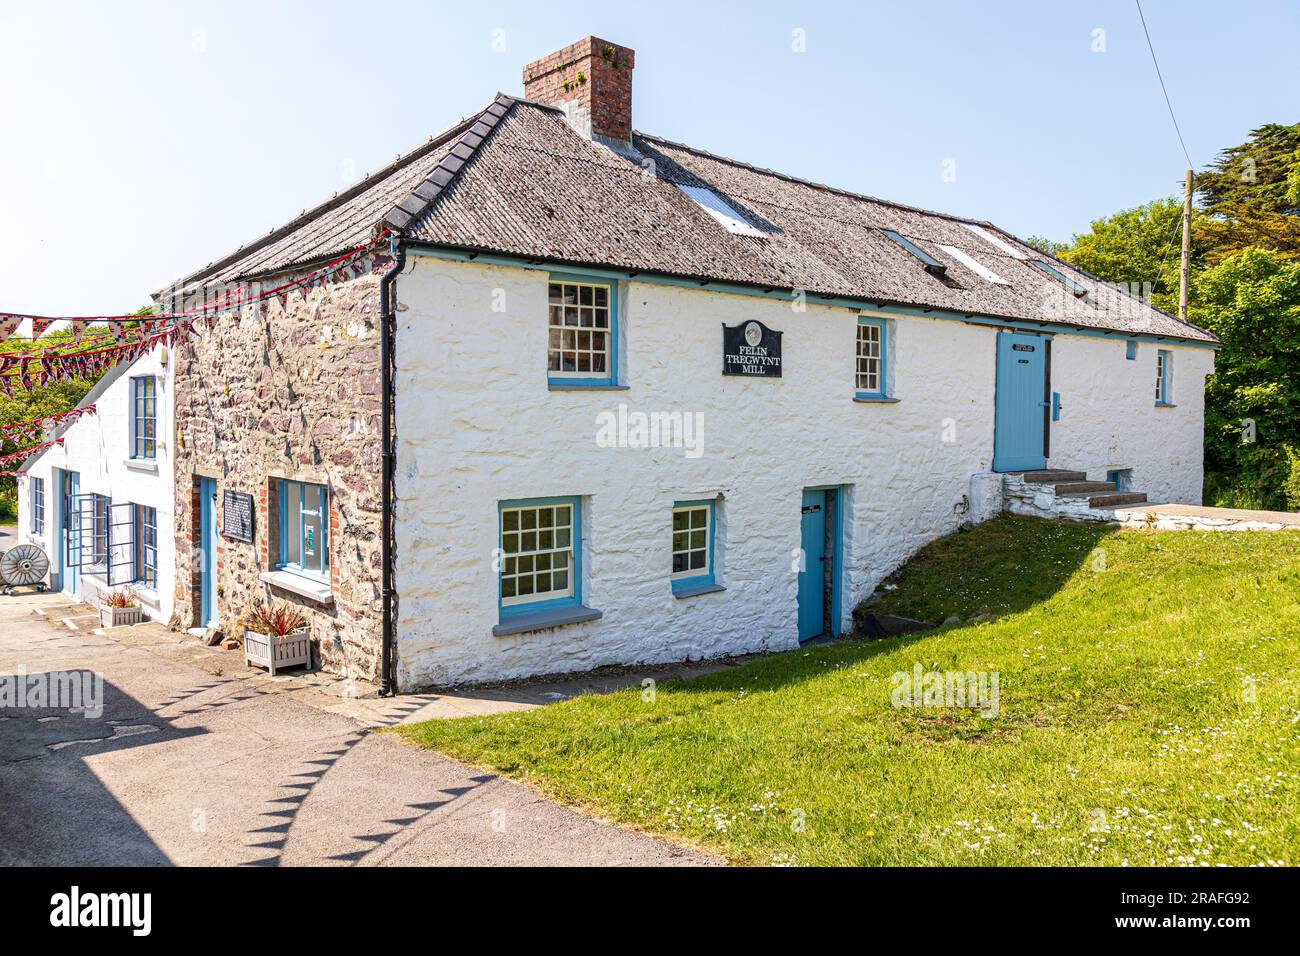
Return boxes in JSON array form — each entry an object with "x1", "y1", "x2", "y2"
[
  {"x1": 392, "y1": 256, "x2": 1213, "y2": 687},
  {"x1": 1049, "y1": 336, "x2": 1212, "y2": 504},
  {"x1": 14, "y1": 347, "x2": 176, "y2": 623}
]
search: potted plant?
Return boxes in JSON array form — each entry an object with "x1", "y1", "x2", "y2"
[
  {"x1": 100, "y1": 588, "x2": 145, "y2": 627},
  {"x1": 242, "y1": 601, "x2": 311, "y2": 676}
]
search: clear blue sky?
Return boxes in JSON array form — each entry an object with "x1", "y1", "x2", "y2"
[{"x1": 2, "y1": 0, "x2": 1296, "y2": 315}]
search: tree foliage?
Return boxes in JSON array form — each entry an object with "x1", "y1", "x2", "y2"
[
  {"x1": 1055, "y1": 122, "x2": 1300, "y2": 509},
  {"x1": 1196, "y1": 122, "x2": 1300, "y2": 262},
  {"x1": 1192, "y1": 248, "x2": 1300, "y2": 510},
  {"x1": 1057, "y1": 198, "x2": 1208, "y2": 315}
]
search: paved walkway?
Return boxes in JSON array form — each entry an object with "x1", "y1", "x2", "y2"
[
  {"x1": 1113, "y1": 502, "x2": 1300, "y2": 531},
  {"x1": 0, "y1": 592, "x2": 717, "y2": 866}
]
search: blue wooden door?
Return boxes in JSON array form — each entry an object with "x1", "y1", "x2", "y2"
[
  {"x1": 993, "y1": 331, "x2": 1048, "y2": 472},
  {"x1": 798, "y1": 489, "x2": 826, "y2": 641},
  {"x1": 199, "y1": 478, "x2": 218, "y2": 627},
  {"x1": 59, "y1": 470, "x2": 80, "y2": 598}
]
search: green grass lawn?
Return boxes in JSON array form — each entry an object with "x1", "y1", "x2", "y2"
[{"x1": 395, "y1": 515, "x2": 1300, "y2": 865}]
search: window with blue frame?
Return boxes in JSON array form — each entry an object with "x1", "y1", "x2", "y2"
[
  {"x1": 31, "y1": 476, "x2": 44, "y2": 535},
  {"x1": 1155, "y1": 350, "x2": 1173, "y2": 405},
  {"x1": 499, "y1": 498, "x2": 579, "y2": 615},
  {"x1": 134, "y1": 504, "x2": 157, "y2": 589},
  {"x1": 547, "y1": 276, "x2": 617, "y2": 386},
  {"x1": 1126, "y1": 340, "x2": 1138, "y2": 360},
  {"x1": 279, "y1": 480, "x2": 328, "y2": 579},
  {"x1": 671, "y1": 500, "x2": 714, "y2": 591},
  {"x1": 855, "y1": 317, "x2": 888, "y2": 398},
  {"x1": 131, "y1": 376, "x2": 157, "y2": 460}
]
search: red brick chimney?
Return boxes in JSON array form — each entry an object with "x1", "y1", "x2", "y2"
[{"x1": 522, "y1": 36, "x2": 635, "y2": 143}]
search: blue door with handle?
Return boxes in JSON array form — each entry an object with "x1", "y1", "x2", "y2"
[
  {"x1": 199, "y1": 477, "x2": 219, "y2": 627},
  {"x1": 798, "y1": 489, "x2": 827, "y2": 641},
  {"x1": 993, "y1": 331, "x2": 1048, "y2": 472}
]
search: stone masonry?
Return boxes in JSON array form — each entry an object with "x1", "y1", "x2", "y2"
[
  {"x1": 523, "y1": 36, "x2": 635, "y2": 142},
  {"x1": 171, "y1": 257, "x2": 391, "y2": 680}
]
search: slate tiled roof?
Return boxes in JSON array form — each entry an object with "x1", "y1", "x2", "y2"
[{"x1": 169, "y1": 95, "x2": 1217, "y2": 344}]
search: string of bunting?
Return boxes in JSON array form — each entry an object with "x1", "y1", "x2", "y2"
[
  {"x1": 0, "y1": 229, "x2": 391, "y2": 336},
  {"x1": 0, "y1": 404, "x2": 97, "y2": 441},
  {"x1": 0, "y1": 436, "x2": 63, "y2": 467},
  {"x1": 0, "y1": 231, "x2": 389, "y2": 394}
]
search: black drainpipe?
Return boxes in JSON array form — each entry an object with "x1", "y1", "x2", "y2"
[{"x1": 378, "y1": 233, "x2": 405, "y2": 697}]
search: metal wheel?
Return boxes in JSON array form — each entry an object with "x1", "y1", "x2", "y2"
[{"x1": 0, "y1": 544, "x2": 51, "y2": 587}]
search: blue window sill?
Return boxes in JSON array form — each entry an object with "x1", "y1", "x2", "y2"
[
  {"x1": 1154, "y1": 402, "x2": 1177, "y2": 408},
  {"x1": 547, "y1": 380, "x2": 627, "y2": 391},
  {"x1": 493, "y1": 605, "x2": 602, "y2": 636},
  {"x1": 672, "y1": 582, "x2": 726, "y2": 599},
  {"x1": 853, "y1": 394, "x2": 900, "y2": 404}
]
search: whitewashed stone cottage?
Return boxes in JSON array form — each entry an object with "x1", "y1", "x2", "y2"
[
  {"x1": 16, "y1": 346, "x2": 175, "y2": 623},
  {"x1": 158, "y1": 36, "x2": 1218, "y2": 691}
]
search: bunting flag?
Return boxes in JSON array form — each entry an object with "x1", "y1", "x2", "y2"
[
  {"x1": 0, "y1": 230, "x2": 391, "y2": 396},
  {"x1": 0, "y1": 436, "x2": 64, "y2": 466},
  {"x1": 0, "y1": 403, "x2": 96, "y2": 441}
]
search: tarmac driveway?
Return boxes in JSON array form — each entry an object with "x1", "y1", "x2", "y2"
[{"x1": 0, "y1": 592, "x2": 713, "y2": 866}]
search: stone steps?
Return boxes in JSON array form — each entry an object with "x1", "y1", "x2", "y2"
[
  {"x1": 1016, "y1": 469, "x2": 1086, "y2": 483},
  {"x1": 1056, "y1": 481, "x2": 1118, "y2": 495},
  {"x1": 1087, "y1": 491, "x2": 1149, "y2": 508},
  {"x1": 1002, "y1": 468, "x2": 1150, "y2": 523}
]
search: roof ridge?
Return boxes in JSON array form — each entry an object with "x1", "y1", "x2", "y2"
[
  {"x1": 162, "y1": 107, "x2": 488, "y2": 296},
  {"x1": 634, "y1": 131, "x2": 998, "y2": 229},
  {"x1": 382, "y1": 93, "x2": 517, "y2": 234}
]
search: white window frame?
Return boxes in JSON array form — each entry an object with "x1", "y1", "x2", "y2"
[
  {"x1": 855, "y1": 319, "x2": 886, "y2": 397},
  {"x1": 31, "y1": 476, "x2": 44, "y2": 536},
  {"x1": 1155, "y1": 349, "x2": 1172, "y2": 405},
  {"x1": 671, "y1": 503, "x2": 712, "y2": 583},
  {"x1": 547, "y1": 278, "x2": 614, "y2": 382},
  {"x1": 499, "y1": 500, "x2": 577, "y2": 610}
]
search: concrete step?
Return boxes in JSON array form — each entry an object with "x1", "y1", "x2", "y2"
[
  {"x1": 1056, "y1": 481, "x2": 1117, "y2": 495},
  {"x1": 1017, "y1": 469, "x2": 1087, "y2": 483},
  {"x1": 1089, "y1": 492, "x2": 1148, "y2": 508}
]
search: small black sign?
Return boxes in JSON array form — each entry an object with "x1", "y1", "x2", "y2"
[
  {"x1": 1012, "y1": 343, "x2": 1036, "y2": 352},
  {"x1": 221, "y1": 490, "x2": 255, "y2": 543},
  {"x1": 722, "y1": 320, "x2": 783, "y2": 377}
]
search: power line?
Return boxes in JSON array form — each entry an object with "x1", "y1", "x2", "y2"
[{"x1": 1135, "y1": 0, "x2": 1194, "y2": 170}]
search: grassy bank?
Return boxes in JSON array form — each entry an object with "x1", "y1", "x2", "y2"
[{"x1": 396, "y1": 516, "x2": 1300, "y2": 865}]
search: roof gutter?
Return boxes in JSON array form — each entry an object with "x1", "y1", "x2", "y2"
[{"x1": 377, "y1": 233, "x2": 405, "y2": 697}]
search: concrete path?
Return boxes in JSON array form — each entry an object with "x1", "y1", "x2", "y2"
[
  {"x1": 1114, "y1": 502, "x2": 1300, "y2": 531},
  {"x1": 0, "y1": 592, "x2": 716, "y2": 866}
]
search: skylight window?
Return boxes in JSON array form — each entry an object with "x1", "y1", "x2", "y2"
[
  {"x1": 937, "y1": 244, "x2": 1008, "y2": 285},
  {"x1": 960, "y1": 222, "x2": 1025, "y2": 258},
  {"x1": 675, "y1": 184, "x2": 765, "y2": 237},
  {"x1": 880, "y1": 229, "x2": 946, "y2": 275},
  {"x1": 1028, "y1": 259, "x2": 1088, "y2": 298}
]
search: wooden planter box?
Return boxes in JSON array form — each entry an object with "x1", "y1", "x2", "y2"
[
  {"x1": 100, "y1": 605, "x2": 145, "y2": 628},
  {"x1": 244, "y1": 627, "x2": 312, "y2": 676}
]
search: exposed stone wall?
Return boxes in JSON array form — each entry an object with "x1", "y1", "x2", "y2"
[
  {"x1": 1002, "y1": 474, "x2": 1114, "y2": 523},
  {"x1": 171, "y1": 260, "x2": 389, "y2": 680}
]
